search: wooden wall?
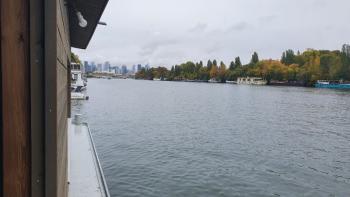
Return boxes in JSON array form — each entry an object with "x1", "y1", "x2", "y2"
[
  {"x1": 1, "y1": 0, "x2": 31, "y2": 197},
  {"x1": 45, "y1": 0, "x2": 70, "y2": 196},
  {"x1": 56, "y1": 0, "x2": 70, "y2": 196},
  {"x1": 30, "y1": 0, "x2": 45, "y2": 195},
  {"x1": 1, "y1": 0, "x2": 71, "y2": 196}
]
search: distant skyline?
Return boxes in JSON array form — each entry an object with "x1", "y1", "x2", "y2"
[{"x1": 73, "y1": 0, "x2": 350, "y2": 68}]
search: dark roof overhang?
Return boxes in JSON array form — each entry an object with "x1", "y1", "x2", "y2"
[{"x1": 68, "y1": 0, "x2": 109, "y2": 49}]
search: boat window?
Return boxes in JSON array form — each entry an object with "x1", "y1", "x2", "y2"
[{"x1": 72, "y1": 74, "x2": 78, "y2": 80}]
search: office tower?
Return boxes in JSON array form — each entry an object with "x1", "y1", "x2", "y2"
[
  {"x1": 122, "y1": 65, "x2": 127, "y2": 75},
  {"x1": 137, "y1": 64, "x2": 142, "y2": 72},
  {"x1": 103, "y1": 61, "x2": 111, "y2": 72}
]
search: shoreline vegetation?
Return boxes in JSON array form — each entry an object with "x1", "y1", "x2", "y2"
[{"x1": 135, "y1": 44, "x2": 350, "y2": 87}]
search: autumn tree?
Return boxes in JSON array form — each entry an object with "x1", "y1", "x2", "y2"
[
  {"x1": 218, "y1": 61, "x2": 227, "y2": 82},
  {"x1": 71, "y1": 52, "x2": 82, "y2": 64},
  {"x1": 210, "y1": 64, "x2": 218, "y2": 79}
]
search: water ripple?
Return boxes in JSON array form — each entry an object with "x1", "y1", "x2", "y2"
[{"x1": 73, "y1": 79, "x2": 350, "y2": 197}]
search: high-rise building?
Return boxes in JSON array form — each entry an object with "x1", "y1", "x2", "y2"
[
  {"x1": 103, "y1": 61, "x2": 111, "y2": 72},
  {"x1": 91, "y1": 62, "x2": 97, "y2": 72},
  {"x1": 84, "y1": 61, "x2": 93, "y2": 73},
  {"x1": 137, "y1": 64, "x2": 142, "y2": 72},
  {"x1": 121, "y1": 65, "x2": 127, "y2": 75},
  {"x1": 97, "y1": 64, "x2": 102, "y2": 72},
  {"x1": 132, "y1": 65, "x2": 136, "y2": 73}
]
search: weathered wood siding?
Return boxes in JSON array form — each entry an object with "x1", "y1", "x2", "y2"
[
  {"x1": 45, "y1": 0, "x2": 70, "y2": 196},
  {"x1": 57, "y1": 0, "x2": 70, "y2": 196}
]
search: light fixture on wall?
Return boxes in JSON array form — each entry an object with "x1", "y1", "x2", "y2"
[
  {"x1": 65, "y1": 0, "x2": 88, "y2": 28},
  {"x1": 76, "y1": 11, "x2": 87, "y2": 28}
]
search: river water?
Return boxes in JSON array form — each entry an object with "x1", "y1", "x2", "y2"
[{"x1": 72, "y1": 79, "x2": 350, "y2": 197}]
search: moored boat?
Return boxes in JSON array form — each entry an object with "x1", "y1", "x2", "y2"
[
  {"x1": 208, "y1": 78, "x2": 220, "y2": 83},
  {"x1": 71, "y1": 62, "x2": 87, "y2": 91},
  {"x1": 71, "y1": 92, "x2": 89, "y2": 100},
  {"x1": 237, "y1": 77, "x2": 267, "y2": 85},
  {"x1": 226, "y1": 80, "x2": 237, "y2": 84},
  {"x1": 315, "y1": 80, "x2": 350, "y2": 89}
]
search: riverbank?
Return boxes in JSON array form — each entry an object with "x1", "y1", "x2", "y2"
[{"x1": 136, "y1": 78, "x2": 312, "y2": 87}]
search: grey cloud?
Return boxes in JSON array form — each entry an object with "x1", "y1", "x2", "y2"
[
  {"x1": 313, "y1": 0, "x2": 327, "y2": 7},
  {"x1": 73, "y1": 0, "x2": 350, "y2": 68},
  {"x1": 227, "y1": 22, "x2": 250, "y2": 32},
  {"x1": 139, "y1": 38, "x2": 178, "y2": 56},
  {"x1": 188, "y1": 23, "x2": 208, "y2": 33},
  {"x1": 258, "y1": 15, "x2": 277, "y2": 23}
]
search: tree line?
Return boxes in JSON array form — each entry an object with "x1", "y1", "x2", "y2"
[{"x1": 135, "y1": 44, "x2": 350, "y2": 86}]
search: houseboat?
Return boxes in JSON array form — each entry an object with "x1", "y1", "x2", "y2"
[
  {"x1": 315, "y1": 80, "x2": 350, "y2": 89},
  {"x1": 237, "y1": 77, "x2": 267, "y2": 85}
]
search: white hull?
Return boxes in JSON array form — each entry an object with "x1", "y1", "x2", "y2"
[
  {"x1": 71, "y1": 92, "x2": 89, "y2": 100},
  {"x1": 208, "y1": 78, "x2": 219, "y2": 83},
  {"x1": 237, "y1": 77, "x2": 267, "y2": 85}
]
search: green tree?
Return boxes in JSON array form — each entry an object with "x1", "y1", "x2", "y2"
[
  {"x1": 250, "y1": 52, "x2": 259, "y2": 65},
  {"x1": 207, "y1": 60, "x2": 213, "y2": 71},
  {"x1": 342, "y1": 44, "x2": 350, "y2": 57},
  {"x1": 281, "y1": 49, "x2": 296, "y2": 65},
  {"x1": 235, "y1": 57, "x2": 242, "y2": 67},
  {"x1": 213, "y1": 59, "x2": 218, "y2": 66},
  {"x1": 198, "y1": 67, "x2": 210, "y2": 80},
  {"x1": 229, "y1": 61, "x2": 235, "y2": 70}
]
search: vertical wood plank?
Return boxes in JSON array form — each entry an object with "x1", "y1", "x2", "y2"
[
  {"x1": 0, "y1": 1, "x2": 3, "y2": 194},
  {"x1": 45, "y1": 0, "x2": 58, "y2": 196},
  {"x1": 1, "y1": 0, "x2": 31, "y2": 196},
  {"x1": 30, "y1": 0, "x2": 45, "y2": 196}
]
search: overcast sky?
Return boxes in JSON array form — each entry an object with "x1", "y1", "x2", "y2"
[{"x1": 73, "y1": 0, "x2": 350, "y2": 67}]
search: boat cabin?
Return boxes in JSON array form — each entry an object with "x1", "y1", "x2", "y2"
[{"x1": 237, "y1": 77, "x2": 267, "y2": 85}]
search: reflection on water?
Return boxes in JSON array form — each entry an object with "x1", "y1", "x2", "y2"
[{"x1": 72, "y1": 79, "x2": 350, "y2": 197}]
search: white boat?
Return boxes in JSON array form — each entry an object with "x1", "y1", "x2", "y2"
[
  {"x1": 208, "y1": 78, "x2": 219, "y2": 83},
  {"x1": 153, "y1": 78, "x2": 161, "y2": 81},
  {"x1": 226, "y1": 80, "x2": 237, "y2": 84},
  {"x1": 71, "y1": 92, "x2": 89, "y2": 100},
  {"x1": 237, "y1": 77, "x2": 267, "y2": 85},
  {"x1": 71, "y1": 63, "x2": 87, "y2": 91}
]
